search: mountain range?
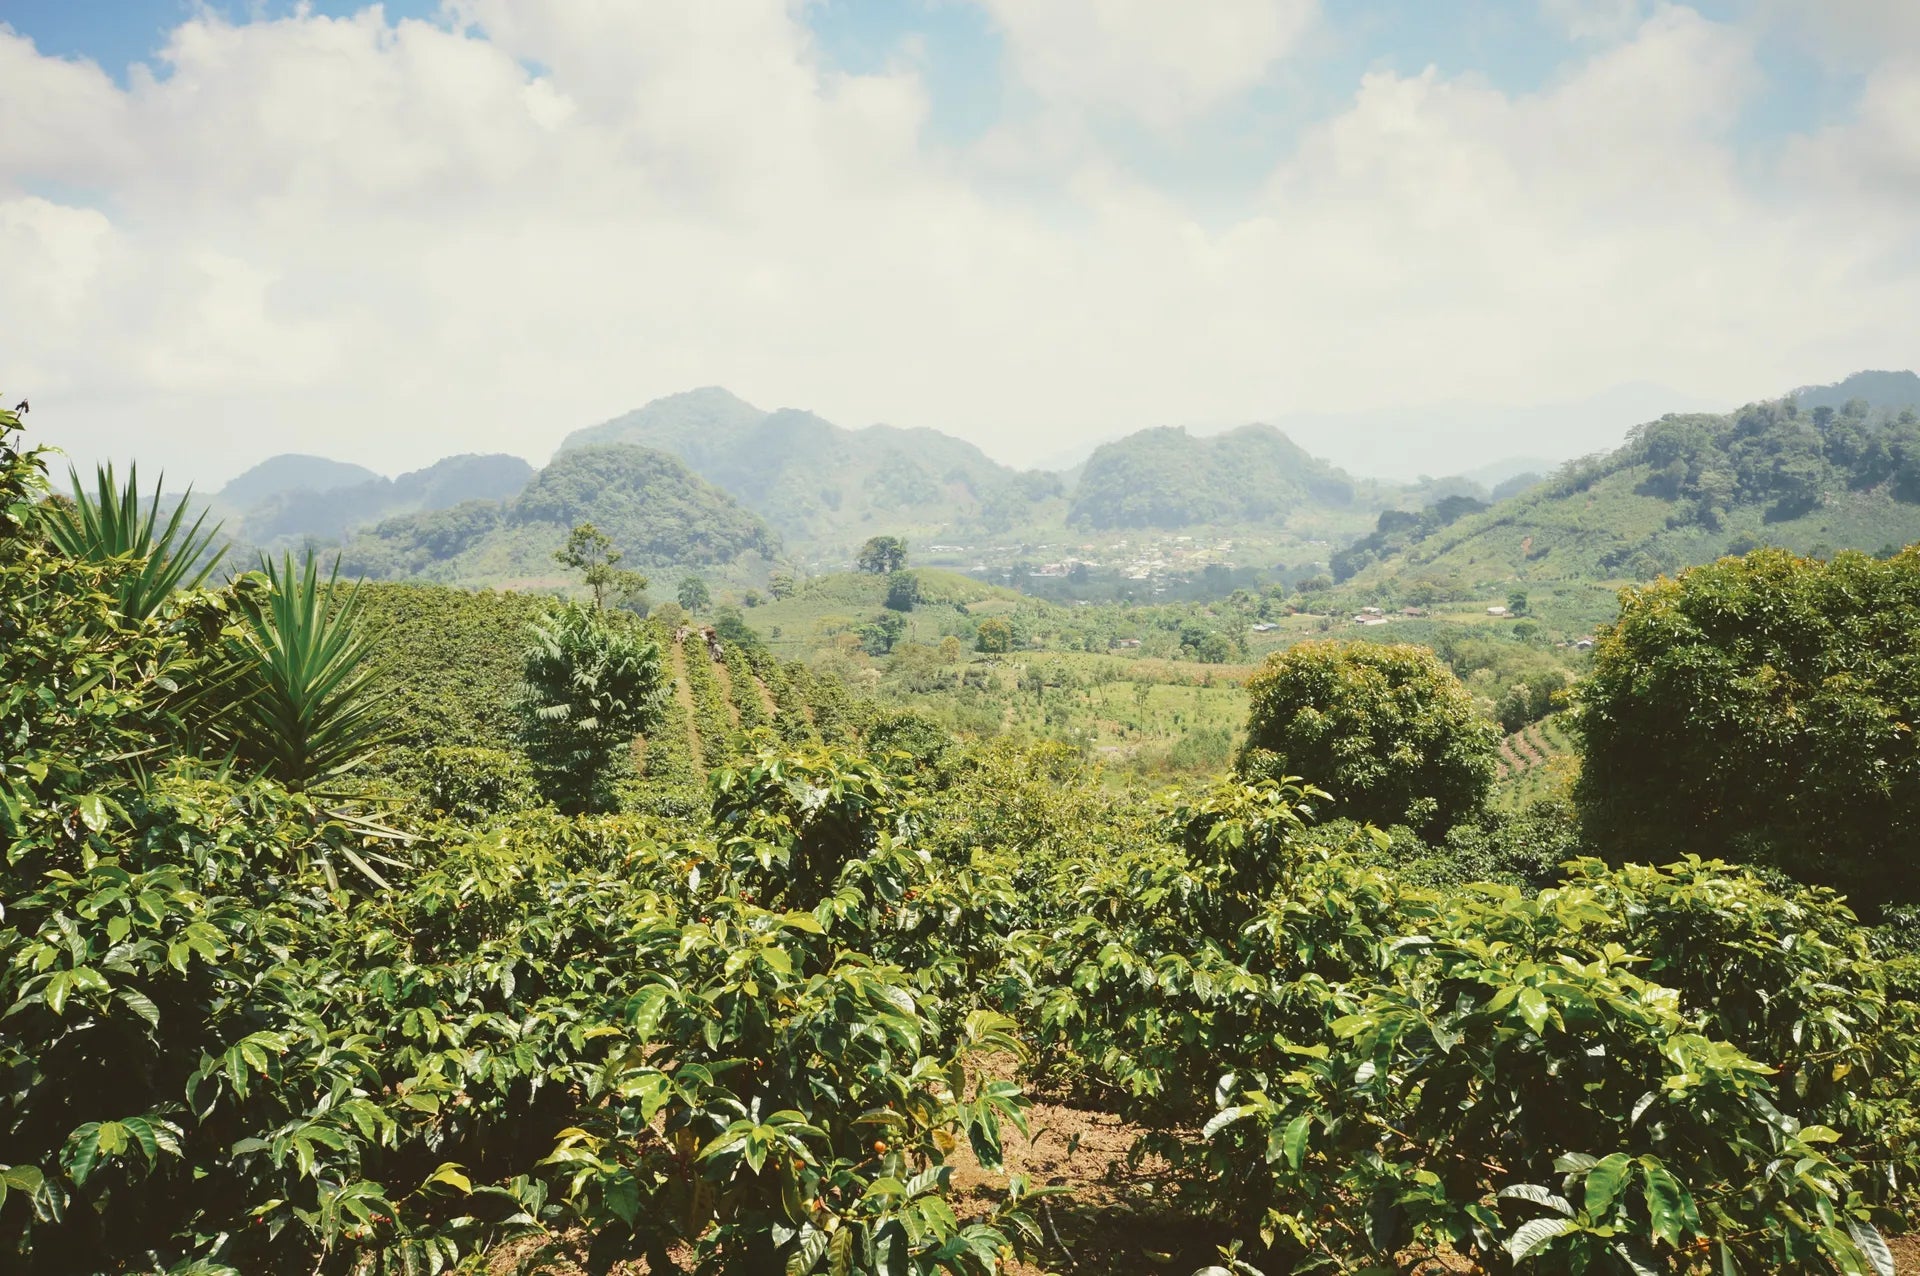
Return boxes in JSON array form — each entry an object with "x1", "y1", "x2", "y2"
[
  {"x1": 558, "y1": 387, "x2": 1065, "y2": 545},
  {"x1": 196, "y1": 368, "x2": 1920, "y2": 591}
]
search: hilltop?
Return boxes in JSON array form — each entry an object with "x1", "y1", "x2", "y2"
[
  {"x1": 1794, "y1": 368, "x2": 1920, "y2": 414},
  {"x1": 560, "y1": 387, "x2": 1065, "y2": 549},
  {"x1": 1067, "y1": 424, "x2": 1356, "y2": 529},
  {"x1": 217, "y1": 454, "x2": 380, "y2": 509},
  {"x1": 338, "y1": 443, "x2": 778, "y2": 586}
]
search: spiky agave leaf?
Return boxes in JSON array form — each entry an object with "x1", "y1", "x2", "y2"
[
  {"x1": 39, "y1": 463, "x2": 225, "y2": 620},
  {"x1": 215, "y1": 550, "x2": 395, "y2": 793}
]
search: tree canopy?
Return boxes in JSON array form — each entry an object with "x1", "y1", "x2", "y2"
[
  {"x1": 1576, "y1": 546, "x2": 1920, "y2": 906},
  {"x1": 1238, "y1": 640, "x2": 1497, "y2": 835},
  {"x1": 858, "y1": 535, "x2": 908, "y2": 575},
  {"x1": 554, "y1": 520, "x2": 647, "y2": 609}
]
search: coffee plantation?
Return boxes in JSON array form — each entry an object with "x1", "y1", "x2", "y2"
[{"x1": 4, "y1": 402, "x2": 1917, "y2": 1274}]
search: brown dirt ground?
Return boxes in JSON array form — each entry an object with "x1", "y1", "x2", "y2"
[
  {"x1": 489, "y1": 1099, "x2": 1480, "y2": 1275},
  {"x1": 485, "y1": 1090, "x2": 1920, "y2": 1274}
]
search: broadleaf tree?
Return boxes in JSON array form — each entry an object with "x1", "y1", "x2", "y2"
[
  {"x1": 1236, "y1": 639, "x2": 1497, "y2": 835},
  {"x1": 515, "y1": 601, "x2": 668, "y2": 813}
]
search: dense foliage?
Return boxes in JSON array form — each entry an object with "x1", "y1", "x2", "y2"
[
  {"x1": 340, "y1": 443, "x2": 777, "y2": 582},
  {"x1": 1577, "y1": 546, "x2": 1920, "y2": 907},
  {"x1": 1239, "y1": 640, "x2": 1498, "y2": 835},
  {"x1": 515, "y1": 602, "x2": 669, "y2": 813},
  {"x1": 1068, "y1": 424, "x2": 1355, "y2": 530}
]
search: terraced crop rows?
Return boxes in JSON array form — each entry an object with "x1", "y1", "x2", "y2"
[
  {"x1": 638, "y1": 623, "x2": 857, "y2": 784},
  {"x1": 1493, "y1": 713, "x2": 1577, "y2": 810}
]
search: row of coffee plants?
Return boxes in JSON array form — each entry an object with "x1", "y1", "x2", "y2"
[{"x1": 993, "y1": 776, "x2": 1920, "y2": 1272}]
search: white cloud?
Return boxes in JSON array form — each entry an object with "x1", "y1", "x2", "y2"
[
  {"x1": 0, "y1": 2, "x2": 1914, "y2": 486},
  {"x1": 1540, "y1": 0, "x2": 1648, "y2": 42},
  {"x1": 977, "y1": 0, "x2": 1318, "y2": 129}
]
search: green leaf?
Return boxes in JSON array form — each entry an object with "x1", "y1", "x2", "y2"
[
  {"x1": 1506, "y1": 1216, "x2": 1578, "y2": 1260},
  {"x1": 428, "y1": 1163, "x2": 472, "y2": 1193},
  {"x1": 76, "y1": 793, "x2": 110, "y2": 833},
  {"x1": 116, "y1": 988, "x2": 161, "y2": 1029},
  {"x1": 1201, "y1": 1106, "x2": 1249, "y2": 1140},
  {"x1": 1641, "y1": 1162, "x2": 1693, "y2": 1247},
  {"x1": 1584, "y1": 1153, "x2": 1632, "y2": 1218},
  {"x1": 1498, "y1": 1183, "x2": 1574, "y2": 1216},
  {"x1": 627, "y1": 985, "x2": 671, "y2": 1040},
  {"x1": 1516, "y1": 986, "x2": 1552, "y2": 1035},
  {"x1": 786, "y1": 1224, "x2": 829, "y2": 1275},
  {"x1": 1846, "y1": 1219, "x2": 1895, "y2": 1276},
  {"x1": 1282, "y1": 1114, "x2": 1311, "y2": 1169},
  {"x1": 66, "y1": 1123, "x2": 103, "y2": 1185}
]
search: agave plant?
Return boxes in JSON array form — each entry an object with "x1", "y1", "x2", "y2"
[
  {"x1": 39, "y1": 463, "x2": 224, "y2": 620},
  {"x1": 215, "y1": 551, "x2": 395, "y2": 794}
]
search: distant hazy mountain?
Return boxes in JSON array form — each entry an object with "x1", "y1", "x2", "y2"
[
  {"x1": 219, "y1": 454, "x2": 380, "y2": 509},
  {"x1": 1793, "y1": 370, "x2": 1920, "y2": 414},
  {"x1": 1067, "y1": 424, "x2": 1355, "y2": 529},
  {"x1": 1461, "y1": 456, "x2": 1557, "y2": 489},
  {"x1": 339, "y1": 443, "x2": 778, "y2": 585},
  {"x1": 241, "y1": 453, "x2": 534, "y2": 542},
  {"x1": 1346, "y1": 387, "x2": 1920, "y2": 593},
  {"x1": 1270, "y1": 383, "x2": 1727, "y2": 481},
  {"x1": 560, "y1": 387, "x2": 1064, "y2": 545}
]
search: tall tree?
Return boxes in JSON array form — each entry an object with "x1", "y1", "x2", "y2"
[
  {"x1": 857, "y1": 535, "x2": 907, "y2": 575},
  {"x1": 1577, "y1": 546, "x2": 1920, "y2": 906},
  {"x1": 554, "y1": 521, "x2": 646, "y2": 610},
  {"x1": 677, "y1": 575, "x2": 711, "y2": 612}
]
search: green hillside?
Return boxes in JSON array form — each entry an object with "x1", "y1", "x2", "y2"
[
  {"x1": 236, "y1": 452, "x2": 533, "y2": 543},
  {"x1": 338, "y1": 443, "x2": 778, "y2": 586},
  {"x1": 1067, "y1": 423, "x2": 1356, "y2": 529},
  {"x1": 1348, "y1": 395, "x2": 1920, "y2": 602},
  {"x1": 559, "y1": 387, "x2": 1065, "y2": 550}
]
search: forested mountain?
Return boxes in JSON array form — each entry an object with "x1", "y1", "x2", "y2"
[
  {"x1": 1794, "y1": 368, "x2": 1920, "y2": 414},
  {"x1": 217, "y1": 453, "x2": 380, "y2": 508},
  {"x1": 339, "y1": 443, "x2": 777, "y2": 584},
  {"x1": 1067, "y1": 424, "x2": 1356, "y2": 529},
  {"x1": 237, "y1": 453, "x2": 534, "y2": 543},
  {"x1": 1343, "y1": 393, "x2": 1920, "y2": 595},
  {"x1": 560, "y1": 387, "x2": 1065, "y2": 543}
]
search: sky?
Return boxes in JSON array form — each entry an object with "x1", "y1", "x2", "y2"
[{"x1": 1, "y1": 0, "x2": 1917, "y2": 486}]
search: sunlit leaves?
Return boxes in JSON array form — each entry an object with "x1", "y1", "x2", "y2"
[{"x1": 38, "y1": 462, "x2": 224, "y2": 622}]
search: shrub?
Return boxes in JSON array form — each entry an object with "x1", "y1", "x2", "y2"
[
  {"x1": 1238, "y1": 640, "x2": 1497, "y2": 835},
  {"x1": 1577, "y1": 547, "x2": 1920, "y2": 906}
]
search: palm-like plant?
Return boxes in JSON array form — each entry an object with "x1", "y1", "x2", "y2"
[
  {"x1": 39, "y1": 463, "x2": 224, "y2": 620},
  {"x1": 216, "y1": 552, "x2": 394, "y2": 793}
]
